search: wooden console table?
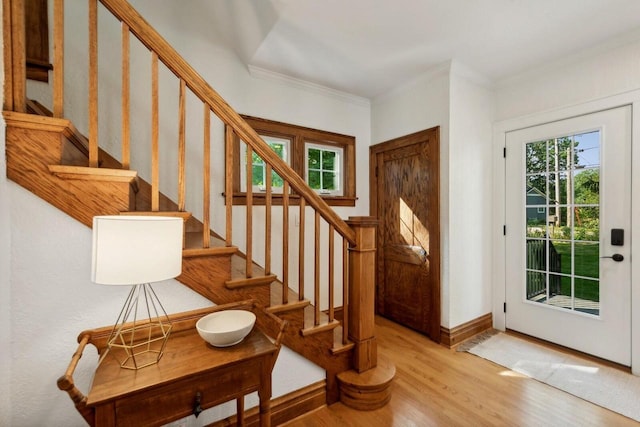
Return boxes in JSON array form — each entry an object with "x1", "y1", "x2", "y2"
[{"x1": 58, "y1": 301, "x2": 286, "y2": 427}]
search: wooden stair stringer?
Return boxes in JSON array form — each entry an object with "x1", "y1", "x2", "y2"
[{"x1": 4, "y1": 112, "x2": 136, "y2": 227}]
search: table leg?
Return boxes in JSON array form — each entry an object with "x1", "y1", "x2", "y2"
[
  {"x1": 237, "y1": 396, "x2": 245, "y2": 427},
  {"x1": 258, "y1": 367, "x2": 272, "y2": 427}
]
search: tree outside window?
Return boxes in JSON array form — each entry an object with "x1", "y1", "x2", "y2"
[
  {"x1": 246, "y1": 137, "x2": 287, "y2": 191},
  {"x1": 306, "y1": 145, "x2": 342, "y2": 195}
]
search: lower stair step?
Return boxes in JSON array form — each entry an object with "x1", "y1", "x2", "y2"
[
  {"x1": 301, "y1": 319, "x2": 340, "y2": 337},
  {"x1": 48, "y1": 165, "x2": 137, "y2": 185},
  {"x1": 337, "y1": 354, "x2": 396, "y2": 411},
  {"x1": 183, "y1": 246, "x2": 238, "y2": 258},
  {"x1": 267, "y1": 299, "x2": 310, "y2": 314}
]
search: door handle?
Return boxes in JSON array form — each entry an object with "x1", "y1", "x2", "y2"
[{"x1": 601, "y1": 254, "x2": 624, "y2": 262}]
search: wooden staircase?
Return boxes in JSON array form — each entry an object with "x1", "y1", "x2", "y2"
[
  {"x1": 5, "y1": 109, "x2": 356, "y2": 388},
  {"x1": 3, "y1": 0, "x2": 395, "y2": 423}
]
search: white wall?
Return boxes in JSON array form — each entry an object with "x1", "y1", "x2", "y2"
[
  {"x1": 492, "y1": 39, "x2": 640, "y2": 374},
  {"x1": 371, "y1": 63, "x2": 451, "y2": 326},
  {"x1": 0, "y1": 124, "x2": 10, "y2": 425},
  {"x1": 371, "y1": 61, "x2": 496, "y2": 330},
  {"x1": 495, "y1": 38, "x2": 640, "y2": 121},
  {"x1": 0, "y1": 0, "x2": 12, "y2": 418},
  {"x1": 448, "y1": 62, "x2": 495, "y2": 327}
]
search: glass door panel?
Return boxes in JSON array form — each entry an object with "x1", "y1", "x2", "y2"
[{"x1": 524, "y1": 132, "x2": 601, "y2": 315}]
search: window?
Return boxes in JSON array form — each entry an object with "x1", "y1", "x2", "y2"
[
  {"x1": 227, "y1": 116, "x2": 356, "y2": 206},
  {"x1": 306, "y1": 143, "x2": 343, "y2": 196},
  {"x1": 240, "y1": 135, "x2": 289, "y2": 193}
]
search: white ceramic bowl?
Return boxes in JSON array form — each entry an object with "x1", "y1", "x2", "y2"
[{"x1": 196, "y1": 310, "x2": 256, "y2": 347}]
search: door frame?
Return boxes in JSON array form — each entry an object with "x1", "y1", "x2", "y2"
[
  {"x1": 369, "y1": 127, "x2": 441, "y2": 341},
  {"x1": 492, "y1": 91, "x2": 640, "y2": 374}
]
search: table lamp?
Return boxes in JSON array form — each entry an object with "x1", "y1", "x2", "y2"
[{"x1": 91, "y1": 215, "x2": 183, "y2": 369}]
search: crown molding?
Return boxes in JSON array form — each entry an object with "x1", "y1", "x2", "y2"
[{"x1": 248, "y1": 65, "x2": 371, "y2": 107}]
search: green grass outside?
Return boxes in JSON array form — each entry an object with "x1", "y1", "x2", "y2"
[{"x1": 552, "y1": 241, "x2": 600, "y2": 301}]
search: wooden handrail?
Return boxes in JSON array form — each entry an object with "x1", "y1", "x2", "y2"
[{"x1": 97, "y1": 0, "x2": 356, "y2": 244}]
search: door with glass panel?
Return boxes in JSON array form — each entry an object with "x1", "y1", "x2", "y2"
[{"x1": 505, "y1": 106, "x2": 631, "y2": 365}]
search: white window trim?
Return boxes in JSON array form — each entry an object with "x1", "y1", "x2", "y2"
[{"x1": 305, "y1": 142, "x2": 344, "y2": 196}]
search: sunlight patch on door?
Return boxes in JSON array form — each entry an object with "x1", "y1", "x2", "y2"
[
  {"x1": 397, "y1": 198, "x2": 429, "y2": 265},
  {"x1": 524, "y1": 130, "x2": 601, "y2": 316}
]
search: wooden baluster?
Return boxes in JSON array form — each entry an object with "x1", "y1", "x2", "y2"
[
  {"x1": 151, "y1": 52, "x2": 159, "y2": 211},
  {"x1": 202, "y1": 103, "x2": 211, "y2": 248},
  {"x1": 3, "y1": 0, "x2": 14, "y2": 110},
  {"x1": 52, "y1": 0, "x2": 64, "y2": 118},
  {"x1": 6, "y1": 0, "x2": 26, "y2": 112},
  {"x1": 177, "y1": 79, "x2": 186, "y2": 211},
  {"x1": 342, "y1": 237, "x2": 349, "y2": 345},
  {"x1": 88, "y1": 0, "x2": 98, "y2": 167},
  {"x1": 314, "y1": 211, "x2": 320, "y2": 326},
  {"x1": 245, "y1": 145, "x2": 253, "y2": 278},
  {"x1": 328, "y1": 224, "x2": 335, "y2": 322},
  {"x1": 298, "y1": 198, "x2": 306, "y2": 300},
  {"x1": 282, "y1": 181, "x2": 289, "y2": 304},
  {"x1": 121, "y1": 24, "x2": 130, "y2": 169},
  {"x1": 264, "y1": 164, "x2": 272, "y2": 275},
  {"x1": 224, "y1": 127, "x2": 233, "y2": 246}
]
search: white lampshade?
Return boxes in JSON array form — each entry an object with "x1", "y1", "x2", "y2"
[{"x1": 92, "y1": 216, "x2": 183, "y2": 285}]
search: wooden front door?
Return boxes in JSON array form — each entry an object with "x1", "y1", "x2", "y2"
[{"x1": 370, "y1": 127, "x2": 440, "y2": 341}]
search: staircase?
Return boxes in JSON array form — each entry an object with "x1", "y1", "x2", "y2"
[{"x1": 3, "y1": 0, "x2": 394, "y2": 424}]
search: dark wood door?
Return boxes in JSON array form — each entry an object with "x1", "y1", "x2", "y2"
[{"x1": 370, "y1": 128, "x2": 440, "y2": 341}]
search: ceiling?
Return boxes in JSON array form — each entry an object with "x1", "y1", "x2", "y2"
[{"x1": 203, "y1": 0, "x2": 640, "y2": 99}]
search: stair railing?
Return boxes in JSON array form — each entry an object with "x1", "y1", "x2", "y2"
[{"x1": 3, "y1": 0, "x2": 377, "y2": 370}]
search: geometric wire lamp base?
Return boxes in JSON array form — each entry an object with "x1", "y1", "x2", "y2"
[{"x1": 103, "y1": 283, "x2": 172, "y2": 370}]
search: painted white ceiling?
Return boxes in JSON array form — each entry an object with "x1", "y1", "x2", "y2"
[{"x1": 204, "y1": 0, "x2": 640, "y2": 99}]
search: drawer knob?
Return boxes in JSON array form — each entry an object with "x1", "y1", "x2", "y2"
[{"x1": 193, "y1": 392, "x2": 203, "y2": 418}]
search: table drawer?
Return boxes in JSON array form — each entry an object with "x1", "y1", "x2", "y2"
[{"x1": 114, "y1": 359, "x2": 262, "y2": 426}]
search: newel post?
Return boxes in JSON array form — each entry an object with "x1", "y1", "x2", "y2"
[{"x1": 346, "y1": 216, "x2": 378, "y2": 373}]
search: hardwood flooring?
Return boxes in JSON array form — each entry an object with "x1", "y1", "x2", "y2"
[{"x1": 283, "y1": 316, "x2": 638, "y2": 427}]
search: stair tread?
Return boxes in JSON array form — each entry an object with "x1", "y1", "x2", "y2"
[
  {"x1": 122, "y1": 210, "x2": 192, "y2": 219},
  {"x1": 267, "y1": 299, "x2": 310, "y2": 314},
  {"x1": 331, "y1": 326, "x2": 355, "y2": 354},
  {"x1": 301, "y1": 319, "x2": 340, "y2": 336},
  {"x1": 226, "y1": 274, "x2": 277, "y2": 289},
  {"x1": 185, "y1": 230, "x2": 229, "y2": 249},
  {"x1": 48, "y1": 164, "x2": 137, "y2": 180}
]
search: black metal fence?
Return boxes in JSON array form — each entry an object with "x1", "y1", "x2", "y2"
[{"x1": 526, "y1": 240, "x2": 562, "y2": 299}]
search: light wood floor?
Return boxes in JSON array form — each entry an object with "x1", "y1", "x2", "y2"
[{"x1": 284, "y1": 316, "x2": 638, "y2": 427}]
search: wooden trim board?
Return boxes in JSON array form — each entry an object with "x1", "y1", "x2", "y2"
[{"x1": 440, "y1": 313, "x2": 493, "y2": 348}]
